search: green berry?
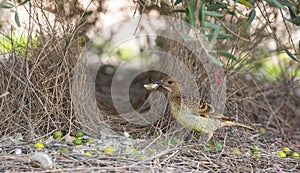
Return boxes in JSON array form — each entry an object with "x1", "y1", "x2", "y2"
[
  {"x1": 53, "y1": 131, "x2": 63, "y2": 139},
  {"x1": 103, "y1": 146, "x2": 114, "y2": 155},
  {"x1": 34, "y1": 142, "x2": 45, "y2": 150},
  {"x1": 252, "y1": 153, "x2": 261, "y2": 158},
  {"x1": 277, "y1": 151, "x2": 286, "y2": 158},
  {"x1": 250, "y1": 146, "x2": 259, "y2": 153},
  {"x1": 73, "y1": 138, "x2": 83, "y2": 145},
  {"x1": 55, "y1": 136, "x2": 62, "y2": 140},
  {"x1": 85, "y1": 151, "x2": 93, "y2": 157},
  {"x1": 61, "y1": 147, "x2": 68, "y2": 153},
  {"x1": 85, "y1": 138, "x2": 93, "y2": 143},
  {"x1": 76, "y1": 130, "x2": 84, "y2": 137},
  {"x1": 281, "y1": 147, "x2": 291, "y2": 153},
  {"x1": 290, "y1": 152, "x2": 299, "y2": 158},
  {"x1": 232, "y1": 147, "x2": 241, "y2": 154}
]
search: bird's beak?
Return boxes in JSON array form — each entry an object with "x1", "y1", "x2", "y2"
[
  {"x1": 154, "y1": 80, "x2": 165, "y2": 86},
  {"x1": 143, "y1": 80, "x2": 172, "y2": 92},
  {"x1": 154, "y1": 80, "x2": 172, "y2": 92}
]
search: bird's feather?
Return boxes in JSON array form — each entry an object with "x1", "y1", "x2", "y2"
[{"x1": 144, "y1": 77, "x2": 253, "y2": 142}]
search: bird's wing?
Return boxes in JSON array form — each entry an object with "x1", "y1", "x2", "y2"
[{"x1": 181, "y1": 95, "x2": 230, "y2": 120}]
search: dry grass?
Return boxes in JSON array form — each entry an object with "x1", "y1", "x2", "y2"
[
  {"x1": 0, "y1": 0, "x2": 300, "y2": 172},
  {"x1": 0, "y1": 0, "x2": 93, "y2": 139},
  {"x1": 1, "y1": 134, "x2": 299, "y2": 172}
]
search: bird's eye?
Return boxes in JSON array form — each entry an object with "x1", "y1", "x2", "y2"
[{"x1": 168, "y1": 80, "x2": 173, "y2": 84}]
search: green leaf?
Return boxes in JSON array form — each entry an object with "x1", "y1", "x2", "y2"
[
  {"x1": 285, "y1": 15, "x2": 300, "y2": 26},
  {"x1": 205, "y1": 33, "x2": 232, "y2": 39},
  {"x1": 187, "y1": 1, "x2": 195, "y2": 26},
  {"x1": 278, "y1": 1, "x2": 294, "y2": 7},
  {"x1": 18, "y1": 0, "x2": 30, "y2": 6},
  {"x1": 290, "y1": 16, "x2": 300, "y2": 26},
  {"x1": 287, "y1": 6, "x2": 297, "y2": 19},
  {"x1": 198, "y1": 0, "x2": 204, "y2": 28},
  {"x1": 216, "y1": 50, "x2": 238, "y2": 61},
  {"x1": 214, "y1": 140, "x2": 223, "y2": 151},
  {"x1": 217, "y1": 33, "x2": 233, "y2": 39},
  {"x1": 268, "y1": 0, "x2": 284, "y2": 8},
  {"x1": 238, "y1": 0, "x2": 252, "y2": 7},
  {"x1": 284, "y1": 49, "x2": 299, "y2": 62},
  {"x1": 183, "y1": 16, "x2": 189, "y2": 24},
  {"x1": 247, "y1": 9, "x2": 256, "y2": 25},
  {"x1": 174, "y1": 0, "x2": 182, "y2": 6},
  {"x1": 208, "y1": 55, "x2": 223, "y2": 66},
  {"x1": 151, "y1": 0, "x2": 155, "y2": 3},
  {"x1": 204, "y1": 22, "x2": 220, "y2": 29},
  {"x1": 207, "y1": 3, "x2": 227, "y2": 11},
  {"x1": 298, "y1": 40, "x2": 300, "y2": 52},
  {"x1": 210, "y1": 25, "x2": 221, "y2": 47},
  {"x1": 203, "y1": 10, "x2": 223, "y2": 17},
  {"x1": 187, "y1": 0, "x2": 196, "y2": 9},
  {"x1": 0, "y1": 3, "x2": 13, "y2": 9},
  {"x1": 14, "y1": 12, "x2": 21, "y2": 27}
]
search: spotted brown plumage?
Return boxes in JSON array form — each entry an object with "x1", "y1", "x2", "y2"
[{"x1": 144, "y1": 77, "x2": 253, "y2": 142}]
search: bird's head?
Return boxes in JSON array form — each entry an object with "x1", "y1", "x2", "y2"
[
  {"x1": 144, "y1": 77, "x2": 180, "y2": 94},
  {"x1": 144, "y1": 77, "x2": 183, "y2": 106}
]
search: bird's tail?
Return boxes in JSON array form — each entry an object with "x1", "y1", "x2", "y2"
[{"x1": 223, "y1": 120, "x2": 254, "y2": 130}]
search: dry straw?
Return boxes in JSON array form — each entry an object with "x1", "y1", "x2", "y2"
[{"x1": 0, "y1": 0, "x2": 299, "y2": 172}]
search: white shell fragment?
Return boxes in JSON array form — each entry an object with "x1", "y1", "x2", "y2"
[
  {"x1": 15, "y1": 148, "x2": 22, "y2": 155},
  {"x1": 30, "y1": 152, "x2": 54, "y2": 169},
  {"x1": 123, "y1": 132, "x2": 130, "y2": 137},
  {"x1": 143, "y1": 83, "x2": 159, "y2": 90}
]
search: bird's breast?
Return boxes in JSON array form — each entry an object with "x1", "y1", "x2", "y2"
[{"x1": 169, "y1": 102, "x2": 224, "y2": 133}]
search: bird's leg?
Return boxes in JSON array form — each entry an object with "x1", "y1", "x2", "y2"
[
  {"x1": 186, "y1": 131, "x2": 203, "y2": 142},
  {"x1": 194, "y1": 130, "x2": 203, "y2": 137}
]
